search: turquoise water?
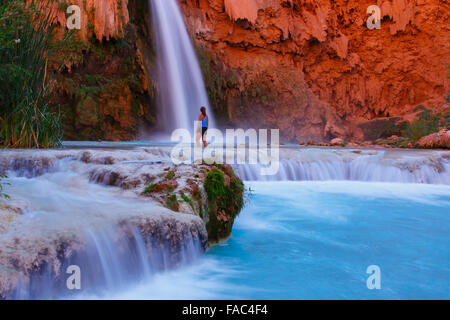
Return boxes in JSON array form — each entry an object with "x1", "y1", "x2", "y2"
[
  {"x1": 204, "y1": 181, "x2": 450, "y2": 299},
  {"x1": 105, "y1": 181, "x2": 450, "y2": 300}
]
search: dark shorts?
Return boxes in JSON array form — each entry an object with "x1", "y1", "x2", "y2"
[{"x1": 202, "y1": 127, "x2": 208, "y2": 139}]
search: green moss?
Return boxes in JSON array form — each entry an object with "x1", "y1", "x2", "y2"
[
  {"x1": 181, "y1": 193, "x2": 196, "y2": 213},
  {"x1": 53, "y1": 20, "x2": 157, "y2": 141},
  {"x1": 204, "y1": 169, "x2": 226, "y2": 201},
  {"x1": 204, "y1": 168, "x2": 244, "y2": 243},
  {"x1": 143, "y1": 183, "x2": 156, "y2": 194},
  {"x1": 166, "y1": 194, "x2": 179, "y2": 211},
  {"x1": 165, "y1": 170, "x2": 175, "y2": 180}
]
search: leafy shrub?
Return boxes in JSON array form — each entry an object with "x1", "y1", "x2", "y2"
[{"x1": 405, "y1": 106, "x2": 447, "y2": 142}]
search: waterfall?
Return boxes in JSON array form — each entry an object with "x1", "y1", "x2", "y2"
[
  {"x1": 233, "y1": 149, "x2": 450, "y2": 184},
  {"x1": 150, "y1": 0, "x2": 214, "y2": 135},
  {"x1": 0, "y1": 149, "x2": 207, "y2": 299},
  {"x1": 234, "y1": 158, "x2": 450, "y2": 184},
  {"x1": 10, "y1": 225, "x2": 203, "y2": 300}
]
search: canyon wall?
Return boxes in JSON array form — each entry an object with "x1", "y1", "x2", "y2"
[
  {"x1": 49, "y1": 0, "x2": 156, "y2": 140},
  {"x1": 179, "y1": 0, "x2": 450, "y2": 142},
  {"x1": 48, "y1": 0, "x2": 449, "y2": 143}
]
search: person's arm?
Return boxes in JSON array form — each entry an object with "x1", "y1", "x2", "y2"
[{"x1": 197, "y1": 115, "x2": 202, "y2": 131}]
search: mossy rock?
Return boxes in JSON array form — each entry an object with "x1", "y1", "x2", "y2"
[
  {"x1": 166, "y1": 194, "x2": 179, "y2": 212},
  {"x1": 75, "y1": 96, "x2": 101, "y2": 128},
  {"x1": 204, "y1": 166, "x2": 244, "y2": 244}
]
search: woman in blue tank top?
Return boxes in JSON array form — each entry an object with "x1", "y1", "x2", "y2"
[{"x1": 198, "y1": 106, "x2": 208, "y2": 147}]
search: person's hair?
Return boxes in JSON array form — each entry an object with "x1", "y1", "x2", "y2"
[{"x1": 200, "y1": 106, "x2": 206, "y2": 115}]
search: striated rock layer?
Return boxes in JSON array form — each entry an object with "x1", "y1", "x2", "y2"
[{"x1": 179, "y1": 0, "x2": 450, "y2": 142}]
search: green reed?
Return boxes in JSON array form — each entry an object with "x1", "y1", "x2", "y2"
[{"x1": 0, "y1": 0, "x2": 63, "y2": 148}]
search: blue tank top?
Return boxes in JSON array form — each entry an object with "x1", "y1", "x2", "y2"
[{"x1": 201, "y1": 115, "x2": 207, "y2": 128}]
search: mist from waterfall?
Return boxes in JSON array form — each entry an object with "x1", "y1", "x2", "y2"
[{"x1": 149, "y1": 0, "x2": 214, "y2": 136}]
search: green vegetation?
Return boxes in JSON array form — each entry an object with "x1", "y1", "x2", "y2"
[
  {"x1": 358, "y1": 117, "x2": 407, "y2": 141},
  {"x1": 0, "y1": 0, "x2": 65, "y2": 148},
  {"x1": 358, "y1": 105, "x2": 449, "y2": 147},
  {"x1": 404, "y1": 106, "x2": 450, "y2": 143},
  {"x1": 143, "y1": 183, "x2": 156, "y2": 194},
  {"x1": 204, "y1": 168, "x2": 244, "y2": 243},
  {"x1": 165, "y1": 170, "x2": 175, "y2": 180},
  {"x1": 181, "y1": 193, "x2": 196, "y2": 213},
  {"x1": 166, "y1": 193, "x2": 179, "y2": 211},
  {"x1": 53, "y1": 25, "x2": 156, "y2": 140},
  {"x1": 0, "y1": 174, "x2": 10, "y2": 199}
]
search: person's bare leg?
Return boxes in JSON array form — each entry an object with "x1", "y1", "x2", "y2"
[
  {"x1": 196, "y1": 132, "x2": 201, "y2": 148},
  {"x1": 203, "y1": 133, "x2": 207, "y2": 147}
]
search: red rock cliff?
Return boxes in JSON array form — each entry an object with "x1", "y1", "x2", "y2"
[
  {"x1": 179, "y1": 0, "x2": 450, "y2": 142},
  {"x1": 47, "y1": 0, "x2": 156, "y2": 141}
]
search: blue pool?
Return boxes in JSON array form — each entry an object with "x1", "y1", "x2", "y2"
[
  {"x1": 107, "y1": 181, "x2": 450, "y2": 300},
  {"x1": 204, "y1": 181, "x2": 450, "y2": 299}
]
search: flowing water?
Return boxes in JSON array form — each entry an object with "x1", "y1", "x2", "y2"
[
  {"x1": 0, "y1": 150, "x2": 206, "y2": 299},
  {"x1": 2, "y1": 0, "x2": 448, "y2": 301},
  {"x1": 149, "y1": 0, "x2": 214, "y2": 135},
  {"x1": 1, "y1": 147, "x2": 449, "y2": 299},
  {"x1": 98, "y1": 180, "x2": 450, "y2": 300}
]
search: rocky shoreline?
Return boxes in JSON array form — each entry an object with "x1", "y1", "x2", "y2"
[{"x1": 0, "y1": 148, "x2": 245, "y2": 299}]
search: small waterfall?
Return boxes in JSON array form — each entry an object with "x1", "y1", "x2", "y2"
[
  {"x1": 150, "y1": 0, "x2": 214, "y2": 134},
  {"x1": 0, "y1": 150, "x2": 207, "y2": 299},
  {"x1": 233, "y1": 149, "x2": 450, "y2": 184},
  {"x1": 10, "y1": 225, "x2": 204, "y2": 300}
]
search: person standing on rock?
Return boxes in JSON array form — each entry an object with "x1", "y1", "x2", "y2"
[{"x1": 196, "y1": 106, "x2": 209, "y2": 148}]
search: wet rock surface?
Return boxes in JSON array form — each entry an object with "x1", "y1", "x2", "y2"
[{"x1": 0, "y1": 147, "x2": 237, "y2": 298}]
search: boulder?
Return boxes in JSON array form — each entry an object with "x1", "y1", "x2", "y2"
[
  {"x1": 330, "y1": 138, "x2": 344, "y2": 146},
  {"x1": 417, "y1": 129, "x2": 450, "y2": 149}
]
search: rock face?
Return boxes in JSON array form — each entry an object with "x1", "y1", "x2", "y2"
[
  {"x1": 417, "y1": 129, "x2": 450, "y2": 149},
  {"x1": 179, "y1": 0, "x2": 450, "y2": 142},
  {"x1": 0, "y1": 148, "x2": 245, "y2": 298},
  {"x1": 49, "y1": 0, "x2": 156, "y2": 141},
  {"x1": 53, "y1": 0, "x2": 129, "y2": 41}
]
